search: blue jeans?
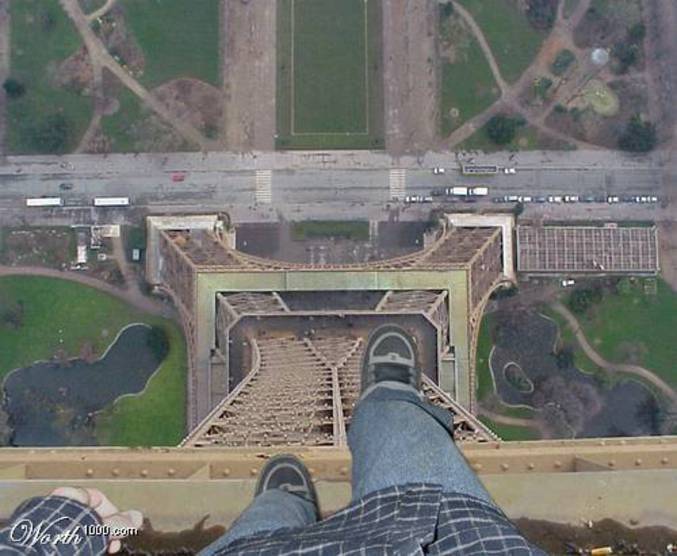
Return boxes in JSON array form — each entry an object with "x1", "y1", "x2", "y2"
[{"x1": 200, "y1": 383, "x2": 493, "y2": 554}]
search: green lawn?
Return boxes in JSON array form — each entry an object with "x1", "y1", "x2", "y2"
[
  {"x1": 575, "y1": 279, "x2": 677, "y2": 389},
  {"x1": 0, "y1": 276, "x2": 186, "y2": 446},
  {"x1": 7, "y1": 0, "x2": 92, "y2": 153},
  {"x1": 475, "y1": 312, "x2": 495, "y2": 401},
  {"x1": 439, "y1": 10, "x2": 499, "y2": 136},
  {"x1": 95, "y1": 323, "x2": 186, "y2": 446},
  {"x1": 479, "y1": 416, "x2": 540, "y2": 441},
  {"x1": 100, "y1": 86, "x2": 145, "y2": 152},
  {"x1": 455, "y1": 0, "x2": 547, "y2": 83},
  {"x1": 276, "y1": 0, "x2": 384, "y2": 149},
  {"x1": 120, "y1": 0, "x2": 220, "y2": 87}
]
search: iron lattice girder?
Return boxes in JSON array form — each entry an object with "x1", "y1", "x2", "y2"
[{"x1": 183, "y1": 331, "x2": 496, "y2": 448}]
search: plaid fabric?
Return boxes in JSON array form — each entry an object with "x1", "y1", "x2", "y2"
[
  {"x1": 0, "y1": 495, "x2": 107, "y2": 555},
  {"x1": 219, "y1": 484, "x2": 547, "y2": 555}
]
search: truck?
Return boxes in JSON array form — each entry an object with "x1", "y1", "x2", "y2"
[
  {"x1": 26, "y1": 197, "x2": 63, "y2": 207},
  {"x1": 449, "y1": 186, "x2": 469, "y2": 196},
  {"x1": 470, "y1": 186, "x2": 489, "y2": 196},
  {"x1": 93, "y1": 197, "x2": 130, "y2": 207}
]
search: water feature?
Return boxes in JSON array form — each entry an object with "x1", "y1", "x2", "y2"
[{"x1": 2, "y1": 324, "x2": 165, "y2": 446}]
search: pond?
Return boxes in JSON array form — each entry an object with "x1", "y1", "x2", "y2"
[{"x1": 2, "y1": 324, "x2": 166, "y2": 446}]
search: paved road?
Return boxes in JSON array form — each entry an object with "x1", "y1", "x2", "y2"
[{"x1": 0, "y1": 150, "x2": 668, "y2": 225}]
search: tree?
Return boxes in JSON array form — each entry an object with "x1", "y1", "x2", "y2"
[
  {"x1": 440, "y1": 1, "x2": 454, "y2": 20},
  {"x1": 618, "y1": 115, "x2": 657, "y2": 153},
  {"x1": 526, "y1": 0, "x2": 558, "y2": 30},
  {"x1": 3, "y1": 78, "x2": 26, "y2": 99},
  {"x1": 146, "y1": 326, "x2": 169, "y2": 361},
  {"x1": 611, "y1": 42, "x2": 639, "y2": 74},
  {"x1": 485, "y1": 114, "x2": 523, "y2": 145}
]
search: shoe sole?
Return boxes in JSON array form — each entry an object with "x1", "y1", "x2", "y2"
[{"x1": 361, "y1": 324, "x2": 420, "y2": 393}]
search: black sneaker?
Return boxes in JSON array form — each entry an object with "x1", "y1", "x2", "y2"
[
  {"x1": 361, "y1": 324, "x2": 421, "y2": 394},
  {"x1": 255, "y1": 454, "x2": 318, "y2": 511}
]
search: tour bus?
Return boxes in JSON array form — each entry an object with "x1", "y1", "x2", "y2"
[
  {"x1": 461, "y1": 164, "x2": 499, "y2": 176},
  {"x1": 25, "y1": 197, "x2": 63, "y2": 207},
  {"x1": 93, "y1": 197, "x2": 130, "y2": 207}
]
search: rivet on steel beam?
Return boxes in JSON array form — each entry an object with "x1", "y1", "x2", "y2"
[
  {"x1": 339, "y1": 466, "x2": 349, "y2": 476},
  {"x1": 598, "y1": 440, "x2": 606, "y2": 446},
  {"x1": 472, "y1": 463, "x2": 482, "y2": 472},
  {"x1": 308, "y1": 468, "x2": 316, "y2": 476},
  {"x1": 250, "y1": 468, "x2": 258, "y2": 476},
  {"x1": 554, "y1": 460, "x2": 562, "y2": 469},
  {"x1": 500, "y1": 463, "x2": 509, "y2": 471},
  {"x1": 85, "y1": 468, "x2": 94, "y2": 477},
  {"x1": 167, "y1": 468, "x2": 176, "y2": 477},
  {"x1": 634, "y1": 459, "x2": 642, "y2": 466},
  {"x1": 111, "y1": 468, "x2": 120, "y2": 477},
  {"x1": 619, "y1": 439, "x2": 626, "y2": 445},
  {"x1": 608, "y1": 460, "x2": 615, "y2": 468},
  {"x1": 222, "y1": 468, "x2": 231, "y2": 477},
  {"x1": 140, "y1": 469, "x2": 149, "y2": 477},
  {"x1": 527, "y1": 463, "x2": 535, "y2": 470},
  {"x1": 661, "y1": 457, "x2": 669, "y2": 465}
]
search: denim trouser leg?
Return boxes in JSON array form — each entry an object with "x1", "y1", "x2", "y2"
[
  {"x1": 348, "y1": 382, "x2": 494, "y2": 504},
  {"x1": 198, "y1": 489, "x2": 317, "y2": 555}
]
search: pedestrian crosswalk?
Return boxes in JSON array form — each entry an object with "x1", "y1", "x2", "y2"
[
  {"x1": 389, "y1": 169, "x2": 406, "y2": 201},
  {"x1": 255, "y1": 170, "x2": 272, "y2": 204}
]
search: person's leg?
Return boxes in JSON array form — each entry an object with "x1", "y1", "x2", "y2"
[
  {"x1": 199, "y1": 455, "x2": 318, "y2": 554},
  {"x1": 349, "y1": 382, "x2": 493, "y2": 503},
  {"x1": 199, "y1": 489, "x2": 316, "y2": 554}
]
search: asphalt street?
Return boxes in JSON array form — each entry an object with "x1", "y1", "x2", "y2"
[{"x1": 0, "y1": 150, "x2": 670, "y2": 225}]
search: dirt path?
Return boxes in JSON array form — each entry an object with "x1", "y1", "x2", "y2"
[
  {"x1": 221, "y1": 0, "x2": 276, "y2": 152},
  {"x1": 0, "y1": 265, "x2": 175, "y2": 320},
  {"x1": 550, "y1": 301, "x2": 677, "y2": 404},
  {"x1": 85, "y1": 0, "x2": 117, "y2": 21},
  {"x1": 452, "y1": 2, "x2": 508, "y2": 95},
  {"x1": 478, "y1": 407, "x2": 544, "y2": 440},
  {"x1": 59, "y1": 0, "x2": 216, "y2": 152},
  {"x1": 382, "y1": 0, "x2": 438, "y2": 155},
  {"x1": 0, "y1": 0, "x2": 10, "y2": 157}
]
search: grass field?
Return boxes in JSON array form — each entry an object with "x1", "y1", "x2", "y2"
[
  {"x1": 475, "y1": 312, "x2": 495, "y2": 401},
  {"x1": 439, "y1": 10, "x2": 499, "y2": 136},
  {"x1": 0, "y1": 276, "x2": 186, "y2": 446},
  {"x1": 120, "y1": 0, "x2": 220, "y2": 87},
  {"x1": 7, "y1": 0, "x2": 92, "y2": 154},
  {"x1": 455, "y1": 0, "x2": 546, "y2": 84},
  {"x1": 276, "y1": 0, "x2": 384, "y2": 149},
  {"x1": 100, "y1": 86, "x2": 144, "y2": 152},
  {"x1": 479, "y1": 416, "x2": 540, "y2": 441},
  {"x1": 574, "y1": 279, "x2": 677, "y2": 389}
]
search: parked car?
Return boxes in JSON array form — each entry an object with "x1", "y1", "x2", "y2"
[
  {"x1": 503, "y1": 168, "x2": 516, "y2": 174},
  {"x1": 59, "y1": 182, "x2": 73, "y2": 191},
  {"x1": 432, "y1": 167, "x2": 446, "y2": 175},
  {"x1": 607, "y1": 196, "x2": 620, "y2": 203}
]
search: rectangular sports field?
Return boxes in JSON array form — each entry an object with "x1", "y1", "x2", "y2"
[{"x1": 276, "y1": 0, "x2": 384, "y2": 149}]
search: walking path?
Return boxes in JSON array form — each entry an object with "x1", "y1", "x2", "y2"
[
  {"x1": 0, "y1": 265, "x2": 175, "y2": 320},
  {"x1": 550, "y1": 301, "x2": 677, "y2": 404},
  {"x1": 446, "y1": 0, "x2": 600, "y2": 151},
  {"x1": 59, "y1": 0, "x2": 215, "y2": 152}
]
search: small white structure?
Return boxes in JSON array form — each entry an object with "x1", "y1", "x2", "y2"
[{"x1": 591, "y1": 48, "x2": 610, "y2": 66}]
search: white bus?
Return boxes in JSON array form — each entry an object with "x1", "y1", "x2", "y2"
[
  {"x1": 93, "y1": 197, "x2": 130, "y2": 207},
  {"x1": 26, "y1": 197, "x2": 63, "y2": 207}
]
